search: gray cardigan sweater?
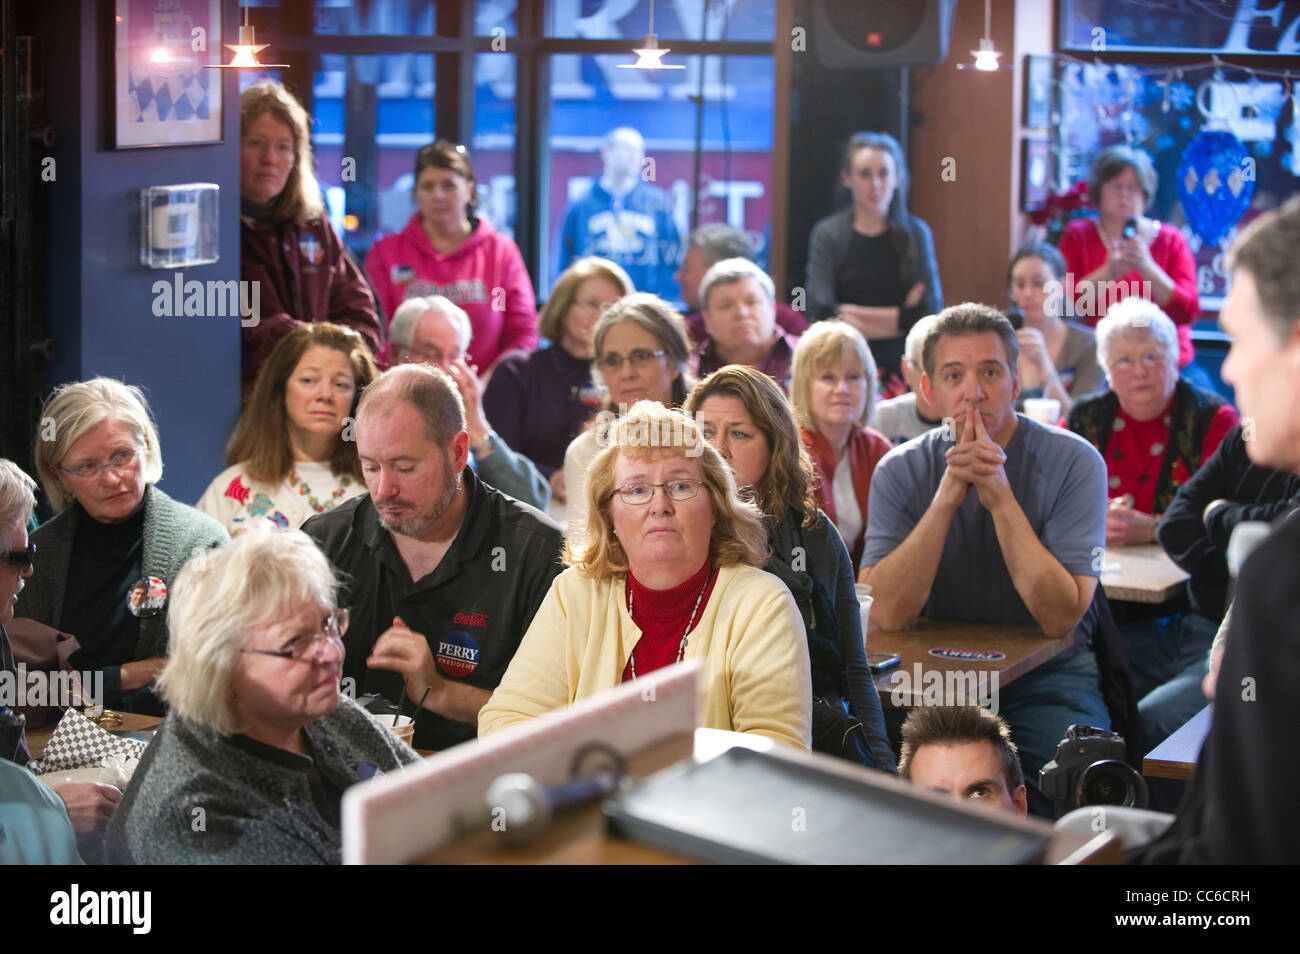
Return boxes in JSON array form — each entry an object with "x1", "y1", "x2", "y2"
[
  {"x1": 105, "y1": 695, "x2": 419, "y2": 864},
  {"x1": 19, "y1": 485, "x2": 228, "y2": 697}
]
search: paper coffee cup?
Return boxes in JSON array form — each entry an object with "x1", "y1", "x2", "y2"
[
  {"x1": 1024, "y1": 397, "x2": 1062, "y2": 425},
  {"x1": 374, "y1": 713, "x2": 415, "y2": 746}
]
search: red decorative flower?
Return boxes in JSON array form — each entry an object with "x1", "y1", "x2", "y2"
[{"x1": 224, "y1": 476, "x2": 251, "y2": 505}]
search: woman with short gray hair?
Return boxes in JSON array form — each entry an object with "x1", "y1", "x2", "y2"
[
  {"x1": 22, "y1": 378, "x2": 228, "y2": 714},
  {"x1": 105, "y1": 528, "x2": 417, "y2": 864},
  {"x1": 1068, "y1": 298, "x2": 1238, "y2": 547}
]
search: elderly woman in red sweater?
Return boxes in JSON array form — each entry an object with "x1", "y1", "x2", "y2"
[
  {"x1": 790, "y1": 320, "x2": 892, "y2": 568},
  {"x1": 1057, "y1": 145, "x2": 1201, "y2": 378}
]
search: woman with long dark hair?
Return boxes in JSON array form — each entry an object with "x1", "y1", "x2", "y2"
[
  {"x1": 806, "y1": 131, "x2": 943, "y2": 393},
  {"x1": 687, "y1": 365, "x2": 894, "y2": 770}
]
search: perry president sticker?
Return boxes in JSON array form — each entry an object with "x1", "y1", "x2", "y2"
[
  {"x1": 928, "y1": 648, "x2": 1006, "y2": 661},
  {"x1": 437, "y1": 630, "x2": 480, "y2": 677}
]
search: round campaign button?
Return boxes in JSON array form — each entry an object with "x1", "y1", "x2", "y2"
[
  {"x1": 127, "y1": 576, "x2": 168, "y2": 618},
  {"x1": 436, "y1": 630, "x2": 480, "y2": 678},
  {"x1": 928, "y1": 648, "x2": 1007, "y2": 661}
]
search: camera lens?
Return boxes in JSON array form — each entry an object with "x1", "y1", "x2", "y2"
[{"x1": 1075, "y1": 759, "x2": 1148, "y2": 808}]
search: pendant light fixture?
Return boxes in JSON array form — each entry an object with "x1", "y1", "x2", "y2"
[
  {"x1": 209, "y1": 2, "x2": 288, "y2": 70},
  {"x1": 618, "y1": 0, "x2": 685, "y2": 70},
  {"x1": 957, "y1": 0, "x2": 1010, "y2": 71}
]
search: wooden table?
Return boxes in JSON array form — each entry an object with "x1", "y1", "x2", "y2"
[
  {"x1": 867, "y1": 619, "x2": 1076, "y2": 708},
  {"x1": 419, "y1": 732, "x2": 1122, "y2": 865},
  {"x1": 26, "y1": 711, "x2": 161, "y2": 761},
  {"x1": 1100, "y1": 544, "x2": 1190, "y2": 604},
  {"x1": 1142, "y1": 704, "x2": 1211, "y2": 781}
]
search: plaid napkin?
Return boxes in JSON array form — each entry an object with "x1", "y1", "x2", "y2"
[{"x1": 28, "y1": 708, "x2": 148, "y2": 775}]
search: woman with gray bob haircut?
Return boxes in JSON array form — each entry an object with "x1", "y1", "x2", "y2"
[
  {"x1": 22, "y1": 378, "x2": 227, "y2": 714},
  {"x1": 105, "y1": 527, "x2": 417, "y2": 864}
]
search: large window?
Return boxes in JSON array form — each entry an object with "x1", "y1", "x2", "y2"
[{"x1": 248, "y1": 0, "x2": 782, "y2": 300}]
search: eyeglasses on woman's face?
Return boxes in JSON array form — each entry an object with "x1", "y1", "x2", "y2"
[
  {"x1": 242, "y1": 608, "x2": 350, "y2": 662},
  {"x1": 1, "y1": 542, "x2": 35, "y2": 571},
  {"x1": 612, "y1": 480, "x2": 705, "y2": 505},
  {"x1": 58, "y1": 448, "x2": 141, "y2": 481},
  {"x1": 599, "y1": 348, "x2": 666, "y2": 372}
]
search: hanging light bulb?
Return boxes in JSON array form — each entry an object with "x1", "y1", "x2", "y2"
[
  {"x1": 618, "y1": 0, "x2": 685, "y2": 70},
  {"x1": 958, "y1": 0, "x2": 1010, "y2": 71},
  {"x1": 209, "y1": 3, "x2": 288, "y2": 70}
]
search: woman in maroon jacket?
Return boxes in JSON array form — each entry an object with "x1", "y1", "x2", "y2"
[{"x1": 239, "y1": 82, "x2": 383, "y2": 391}]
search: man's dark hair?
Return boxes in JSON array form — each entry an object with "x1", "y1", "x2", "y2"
[
  {"x1": 687, "y1": 222, "x2": 756, "y2": 267},
  {"x1": 921, "y1": 302, "x2": 1021, "y2": 379},
  {"x1": 1225, "y1": 195, "x2": 1300, "y2": 347},
  {"x1": 898, "y1": 706, "x2": 1024, "y2": 793}
]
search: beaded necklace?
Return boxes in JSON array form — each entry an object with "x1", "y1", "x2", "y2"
[
  {"x1": 291, "y1": 468, "x2": 353, "y2": 514},
  {"x1": 626, "y1": 568, "x2": 715, "y2": 680}
]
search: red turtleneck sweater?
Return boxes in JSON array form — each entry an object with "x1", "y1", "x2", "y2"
[{"x1": 621, "y1": 559, "x2": 718, "y2": 681}]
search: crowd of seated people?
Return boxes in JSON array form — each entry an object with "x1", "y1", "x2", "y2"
[{"x1": 6, "y1": 74, "x2": 1297, "y2": 866}]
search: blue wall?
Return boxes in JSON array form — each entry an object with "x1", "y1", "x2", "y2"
[{"x1": 37, "y1": 0, "x2": 242, "y2": 504}]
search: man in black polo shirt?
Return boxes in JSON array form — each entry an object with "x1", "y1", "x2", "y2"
[{"x1": 302, "y1": 365, "x2": 564, "y2": 751}]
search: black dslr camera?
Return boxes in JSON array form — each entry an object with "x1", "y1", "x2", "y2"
[{"x1": 1039, "y1": 725, "x2": 1149, "y2": 817}]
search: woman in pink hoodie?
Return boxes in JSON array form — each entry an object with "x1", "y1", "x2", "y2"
[{"x1": 365, "y1": 141, "x2": 538, "y2": 370}]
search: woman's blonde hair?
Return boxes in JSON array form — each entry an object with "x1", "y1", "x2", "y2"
[
  {"x1": 539, "y1": 257, "x2": 635, "y2": 342},
  {"x1": 240, "y1": 81, "x2": 325, "y2": 225},
  {"x1": 158, "y1": 527, "x2": 338, "y2": 736},
  {"x1": 790, "y1": 320, "x2": 878, "y2": 432},
  {"x1": 566, "y1": 401, "x2": 769, "y2": 574},
  {"x1": 34, "y1": 378, "x2": 164, "y2": 512}
]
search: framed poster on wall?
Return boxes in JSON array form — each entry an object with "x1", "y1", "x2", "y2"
[
  {"x1": 1021, "y1": 136, "x2": 1051, "y2": 212},
  {"x1": 1024, "y1": 55, "x2": 1053, "y2": 128},
  {"x1": 115, "y1": 0, "x2": 223, "y2": 148}
]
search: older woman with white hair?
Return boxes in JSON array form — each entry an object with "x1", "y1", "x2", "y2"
[
  {"x1": 1067, "y1": 298, "x2": 1238, "y2": 547},
  {"x1": 692, "y1": 257, "x2": 800, "y2": 384},
  {"x1": 20, "y1": 379, "x2": 227, "y2": 713},
  {"x1": 481, "y1": 401, "x2": 811, "y2": 748},
  {"x1": 105, "y1": 528, "x2": 417, "y2": 864}
]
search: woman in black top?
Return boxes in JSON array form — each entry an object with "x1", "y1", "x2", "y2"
[
  {"x1": 687, "y1": 365, "x2": 894, "y2": 770},
  {"x1": 806, "y1": 131, "x2": 943, "y2": 393}
]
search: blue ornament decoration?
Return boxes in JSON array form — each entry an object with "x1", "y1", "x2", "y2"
[{"x1": 1176, "y1": 130, "x2": 1254, "y2": 246}]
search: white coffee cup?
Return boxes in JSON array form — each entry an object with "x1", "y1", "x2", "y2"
[
  {"x1": 1024, "y1": 397, "x2": 1062, "y2": 425},
  {"x1": 854, "y1": 583, "x2": 873, "y2": 645}
]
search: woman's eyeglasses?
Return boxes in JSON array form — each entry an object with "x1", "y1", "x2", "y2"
[
  {"x1": 58, "y1": 448, "x2": 141, "y2": 480},
  {"x1": 599, "y1": 349, "x2": 665, "y2": 372},
  {"x1": 613, "y1": 480, "x2": 704, "y2": 505},
  {"x1": 1, "y1": 543, "x2": 35, "y2": 571},
  {"x1": 242, "y1": 609, "x2": 350, "y2": 662}
]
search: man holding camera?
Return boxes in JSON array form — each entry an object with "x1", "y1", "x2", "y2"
[{"x1": 860, "y1": 303, "x2": 1109, "y2": 817}]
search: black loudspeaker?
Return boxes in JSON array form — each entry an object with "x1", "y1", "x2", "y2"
[{"x1": 811, "y1": 0, "x2": 956, "y2": 68}]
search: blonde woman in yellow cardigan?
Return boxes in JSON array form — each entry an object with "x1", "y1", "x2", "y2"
[{"x1": 479, "y1": 401, "x2": 810, "y2": 749}]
